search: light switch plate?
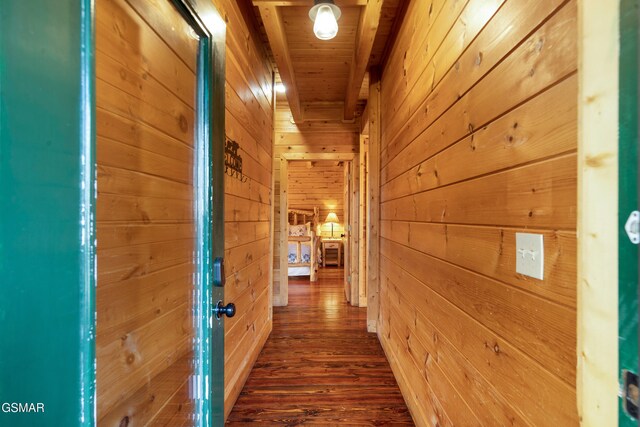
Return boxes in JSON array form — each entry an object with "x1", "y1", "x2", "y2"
[{"x1": 515, "y1": 233, "x2": 544, "y2": 280}]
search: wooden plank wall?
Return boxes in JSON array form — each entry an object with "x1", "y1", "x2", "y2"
[
  {"x1": 288, "y1": 160, "x2": 345, "y2": 236},
  {"x1": 95, "y1": 0, "x2": 274, "y2": 421},
  {"x1": 377, "y1": 0, "x2": 579, "y2": 426},
  {"x1": 95, "y1": 0, "x2": 200, "y2": 423},
  {"x1": 273, "y1": 101, "x2": 359, "y2": 304},
  {"x1": 208, "y1": 0, "x2": 275, "y2": 418}
]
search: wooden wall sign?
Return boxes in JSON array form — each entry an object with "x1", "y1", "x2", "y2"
[{"x1": 225, "y1": 137, "x2": 248, "y2": 182}]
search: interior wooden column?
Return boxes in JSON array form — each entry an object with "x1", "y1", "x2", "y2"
[
  {"x1": 344, "y1": 161, "x2": 352, "y2": 303},
  {"x1": 350, "y1": 154, "x2": 361, "y2": 306},
  {"x1": 367, "y1": 66, "x2": 381, "y2": 333},
  {"x1": 359, "y1": 135, "x2": 369, "y2": 307},
  {"x1": 278, "y1": 156, "x2": 289, "y2": 306}
]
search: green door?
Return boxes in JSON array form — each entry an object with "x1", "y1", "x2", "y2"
[
  {"x1": 0, "y1": 0, "x2": 227, "y2": 425},
  {"x1": 0, "y1": 1, "x2": 96, "y2": 425},
  {"x1": 619, "y1": 0, "x2": 639, "y2": 425}
]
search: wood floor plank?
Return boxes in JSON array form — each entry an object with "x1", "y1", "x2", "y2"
[{"x1": 226, "y1": 268, "x2": 414, "y2": 425}]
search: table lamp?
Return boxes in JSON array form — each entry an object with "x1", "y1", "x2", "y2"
[{"x1": 324, "y1": 212, "x2": 339, "y2": 238}]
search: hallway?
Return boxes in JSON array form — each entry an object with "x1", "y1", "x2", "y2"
[
  {"x1": 2, "y1": 0, "x2": 630, "y2": 425},
  {"x1": 226, "y1": 268, "x2": 413, "y2": 425}
]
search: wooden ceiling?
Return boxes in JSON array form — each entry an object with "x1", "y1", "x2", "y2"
[{"x1": 253, "y1": 0, "x2": 404, "y2": 123}]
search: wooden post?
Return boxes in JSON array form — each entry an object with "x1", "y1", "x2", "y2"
[
  {"x1": 268, "y1": 72, "x2": 276, "y2": 318},
  {"x1": 278, "y1": 156, "x2": 289, "y2": 306},
  {"x1": 367, "y1": 67, "x2": 381, "y2": 332},
  {"x1": 312, "y1": 206, "x2": 319, "y2": 282},
  {"x1": 577, "y1": 0, "x2": 620, "y2": 425},
  {"x1": 350, "y1": 155, "x2": 360, "y2": 305},
  {"x1": 359, "y1": 136, "x2": 368, "y2": 307},
  {"x1": 343, "y1": 162, "x2": 351, "y2": 302}
]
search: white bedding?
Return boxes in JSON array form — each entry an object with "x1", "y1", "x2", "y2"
[
  {"x1": 287, "y1": 219, "x2": 321, "y2": 278},
  {"x1": 288, "y1": 266, "x2": 311, "y2": 277}
]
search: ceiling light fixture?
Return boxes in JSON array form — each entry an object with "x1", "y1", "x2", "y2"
[
  {"x1": 275, "y1": 83, "x2": 286, "y2": 93},
  {"x1": 309, "y1": 0, "x2": 341, "y2": 41}
]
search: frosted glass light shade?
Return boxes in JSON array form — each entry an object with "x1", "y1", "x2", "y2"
[
  {"x1": 313, "y1": 5, "x2": 338, "y2": 40},
  {"x1": 309, "y1": 1, "x2": 341, "y2": 41}
]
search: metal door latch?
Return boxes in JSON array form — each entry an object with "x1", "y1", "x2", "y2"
[
  {"x1": 623, "y1": 370, "x2": 639, "y2": 420},
  {"x1": 624, "y1": 211, "x2": 640, "y2": 244},
  {"x1": 213, "y1": 257, "x2": 225, "y2": 287}
]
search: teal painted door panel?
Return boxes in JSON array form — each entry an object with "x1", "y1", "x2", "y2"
[
  {"x1": 175, "y1": 0, "x2": 227, "y2": 423},
  {"x1": 0, "y1": 1, "x2": 95, "y2": 426},
  {"x1": 619, "y1": 0, "x2": 639, "y2": 425},
  {"x1": 1, "y1": 0, "x2": 227, "y2": 424}
]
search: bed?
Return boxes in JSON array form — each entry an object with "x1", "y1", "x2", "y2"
[{"x1": 287, "y1": 208, "x2": 321, "y2": 281}]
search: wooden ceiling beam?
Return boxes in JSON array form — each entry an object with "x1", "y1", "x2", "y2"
[
  {"x1": 379, "y1": 0, "x2": 408, "y2": 71},
  {"x1": 254, "y1": 0, "x2": 367, "y2": 6},
  {"x1": 258, "y1": 4, "x2": 304, "y2": 123},
  {"x1": 360, "y1": 102, "x2": 369, "y2": 134},
  {"x1": 343, "y1": 0, "x2": 384, "y2": 120}
]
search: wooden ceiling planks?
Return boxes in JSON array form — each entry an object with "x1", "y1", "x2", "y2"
[
  {"x1": 253, "y1": 0, "x2": 404, "y2": 121},
  {"x1": 282, "y1": 6, "x2": 360, "y2": 103}
]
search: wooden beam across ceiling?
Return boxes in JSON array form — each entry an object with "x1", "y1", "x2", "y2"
[
  {"x1": 258, "y1": 4, "x2": 304, "y2": 123},
  {"x1": 344, "y1": 0, "x2": 384, "y2": 120},
  {"x1": 360, "y1": 101, "x2": 369, "y2": 134}
]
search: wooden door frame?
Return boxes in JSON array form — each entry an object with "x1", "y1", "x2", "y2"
[
  {"x1": 343, "y1": 159, "x2": 361, "y2": 305},
  {"x1": 358, "y1": 135, "x2": 369, "y2": 308},
  {"x1": 277, "y1": 152, "x2": 358, "y2": 306},
  {"x1": 349, "y1": 157, "x2": 361, "y2": 305},
  {"x1": 577, "y1": 0, "x2": 621, "y2": 425},
  {"x1": 343, "y1": 162, "x2": 351, "y2": 301},
  {"x1": 366, "y1": 67, "x2": 381, "y2": 333}
]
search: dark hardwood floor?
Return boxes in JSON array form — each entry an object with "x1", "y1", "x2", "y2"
[{"x1": 226, "y1": 268, "x2": 414, "y2": 426}]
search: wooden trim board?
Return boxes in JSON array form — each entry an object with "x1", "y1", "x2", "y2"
[
  {"x1": 577, "y1": 1, "x2": 620, "y2": 425},
  {"x1": 367, "y1": 67, "x2": 381, "y2": 332}
]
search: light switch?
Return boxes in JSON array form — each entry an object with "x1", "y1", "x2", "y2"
[{"x1": 515, "y1": 233, "x2": 544, "y2": 280}]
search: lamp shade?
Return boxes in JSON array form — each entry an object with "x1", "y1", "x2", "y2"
[
  {"x1": 309, "y1": 1, "x2": 341, "y2": 41},
  {"x1": 324, "y1": 212, "x2": 339, "y2": 224}
]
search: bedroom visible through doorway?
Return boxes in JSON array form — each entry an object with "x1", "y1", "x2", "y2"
[{"x1": 275, "y1": 153, "x2": 363, "y2": 307}]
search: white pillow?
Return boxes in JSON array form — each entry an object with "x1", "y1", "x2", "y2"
[{"x1": 289, "y1": 224, "x2": 307, "y2": 236}]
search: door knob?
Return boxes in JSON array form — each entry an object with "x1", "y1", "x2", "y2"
[{"x1": 214, "y1": 300, "x2": 236, "y2": 319}]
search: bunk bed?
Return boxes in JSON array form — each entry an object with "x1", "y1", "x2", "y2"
[{"x1": 287, "y1": 207, "x2": 321, "y2": 282}]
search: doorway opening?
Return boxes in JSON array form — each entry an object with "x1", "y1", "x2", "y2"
[{"x1": 275, "y1": 153, "x2": 365, "y2": 307}]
